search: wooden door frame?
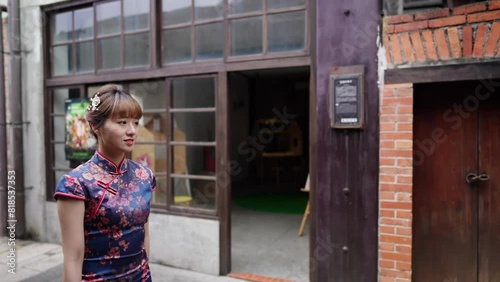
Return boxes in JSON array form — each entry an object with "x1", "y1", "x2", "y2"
[{"x1": 218, "y1": 71, "x2": 231, "y2": 274}]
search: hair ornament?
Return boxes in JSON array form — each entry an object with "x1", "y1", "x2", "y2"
[{"x1": 88, "y1": 92, "x2": 101, "y2": 111}]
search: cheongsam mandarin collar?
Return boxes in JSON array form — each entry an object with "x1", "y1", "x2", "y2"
[{"x1": 91, "y1": 151, "x2": 128, "y2": 175}]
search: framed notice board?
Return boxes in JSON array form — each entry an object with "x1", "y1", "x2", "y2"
[{"x1": 329, "y1": 65, "x2": 365, "y2": 129}]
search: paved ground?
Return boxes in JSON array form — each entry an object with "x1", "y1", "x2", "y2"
[{"x1": 0, "y1": 237, "x2": 246, "y2": 282}]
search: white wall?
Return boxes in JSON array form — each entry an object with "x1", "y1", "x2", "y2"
[
  {"x1": 21, "y1": 0, "x2": 222, "y2": 275},
  {"x1": 21, "y1": 0, "x2": 51, "y2": 241}
]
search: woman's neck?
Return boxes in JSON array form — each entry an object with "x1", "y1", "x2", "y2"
[{"x1": 97, "y1": 149, "x2": 125, "y2": 167}]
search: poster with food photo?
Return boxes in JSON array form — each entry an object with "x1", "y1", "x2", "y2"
[{"x1": 64, "y1": 98, "x2": 97, "y2": 161}]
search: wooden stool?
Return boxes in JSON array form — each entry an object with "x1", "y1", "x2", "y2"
[
  {"x1": 298, "y1": 192, "x2": 309, "y2": 237},
  {"x1": 298, "y1": 174, "x2": 310, "y2": 237}
]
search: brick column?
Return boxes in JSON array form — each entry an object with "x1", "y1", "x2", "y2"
[{"x1": 379, "y1": 83, "x2": 413, "y2": 282}]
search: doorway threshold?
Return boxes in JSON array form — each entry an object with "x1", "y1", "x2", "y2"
[{"x1": 229, "y1": 272, "x2": 297, "y2": 282}]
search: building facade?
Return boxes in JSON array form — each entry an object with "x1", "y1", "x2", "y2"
[
  {"x1": 2, "y1": 0, "x2": 383, "y2": 281},
  {"x1": 380, "y1": 1, "x2": 500, "y2": 281},
  {"x1": 5, "y1": 0, "x2": 500, "y2": 281}
]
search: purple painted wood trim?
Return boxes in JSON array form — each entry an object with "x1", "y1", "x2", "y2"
[{"x1": 313, "y1": 0, "x2": 380, "y2": 281}]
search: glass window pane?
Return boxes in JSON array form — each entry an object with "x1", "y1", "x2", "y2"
[
  {"x1": 192, "y1": 179, "x2": 216, "y2": 209},
  {"x1": 53, "y1": 88, "x2": 69, "y2": 115},
  {"x1": 152, "y1": 176, "x2": 167, "y2": 205},
  {"x1": 195, "y1": 0, "x2": 224, "y2": 21},
  {"x1": 98, "y1": 37, "x2": 122, "y2": 70},
  {"x1": 76, "y1": 41, "x2": 94, "y2": 73},
  {"x1": 132, "y1": 144, "x2": 167, "y2": 172},
  {"x1": 171, "y1": 146, "x2": 215, "y2": 176},
  {"x1": 130, "y1": 82, "x2": 167, "y2": 111},
  {"x1": 229, "y1": 0, "x2": 263, "y2": 14},
  {"x1": 162, "y1": 0, "x2": 192, "y2": 26},
  {"x1": 54, "y1": 116, "x2": 66, "y2": 141},
  {"x1": 171, "y1": 78, "x2": 215, "y2": 108},
  {"x1": 75, "y1": 8, "x2": 93, "y2": 40},
  {"x1": 195, "y1": 22, "x2": 223, "y2": 60},
  {"x1": 139, "y1": 113, "x2": 168, "y2": 142},
  {"x1": 53, "y1": 45, "x2": 72, "y2": 76},
  {"x1": 97, "y1": 1, "x2": 122, "y2": 36},
  {"x1": 171, "y1": 177, "x2": 193, "y2": 207},
  {"x1": 125, "y1": 32, "x2": 150, "y2": 67},
  {"x1": 172, "y1": 112, "x2": 215, "y2": 142},
  {"x1": 230, "y1": 17, "x2": 262, "y2": 56},
  {"x1": 163, "y1": 28, "x2": 192, "y2": 64},
  {"x1": 124, "y1": 0, "x2": 150, "y2": 31},
  {"x1": 267, "y1": 0, "x2": 305, "y2": 10},
  {"x1": 172, "y1": 178, "x2": 215, "y2": 209},
  {"x1": 55, "y1": 143, "x2": 70, "y2": 168},
  {"x1": 268, "y1": 11, "x2": 305, "y2": 53},
  {"x1": 87, "y1": 85, "x2": 105, "y2": 97},
  {"x1": 53, "y1": 12, "x2": 72, "y2": 44}
]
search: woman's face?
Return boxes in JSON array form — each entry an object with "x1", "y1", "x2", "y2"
[{"x1": 97, "y1": 116, "x2": 139, "y2": 158}]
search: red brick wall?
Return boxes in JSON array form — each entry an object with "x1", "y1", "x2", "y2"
[
  {"x1": 379, "y1": 83, "x2": 413, "y2": 282},
  {"x1": 380, "y1": 1, "x2": 500, "y2": 281},
  {"x1": 383, "y1": 1, "x2": 500, "y2": 67}
]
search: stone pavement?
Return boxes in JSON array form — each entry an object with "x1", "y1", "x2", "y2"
[{"x1": 0, "y1": 237, "x2": 246, "y2": 282}]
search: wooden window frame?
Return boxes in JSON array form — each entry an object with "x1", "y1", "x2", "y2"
[
  {"x1": 43, "y1": 0, "x2": 312, "y2": 218},
  {"x1": 45, "y1": 85, "x2": 86, "y2": 201},
  {"x1": 48, "y1": 0, "x2": 154, "y2": 78},
  {"x1": 45, "y1": 0, "x2": 310, "y2": 82},
  {"x1": 160, "y1": 0, "x2": 226, "y2": 65},
  {"x1": 162, "y1": 75, "x2": 218, "y2": 217}
]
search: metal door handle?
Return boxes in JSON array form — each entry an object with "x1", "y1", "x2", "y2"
[{"x1": 466, "y1": 173, "x2": 490, "y2": 184}]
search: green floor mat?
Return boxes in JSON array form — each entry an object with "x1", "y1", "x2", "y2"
[{"x1": 233, "y1": 193, "x2": 308, "y2": 214}]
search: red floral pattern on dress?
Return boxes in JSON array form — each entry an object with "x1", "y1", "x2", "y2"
[
  {"x1": 54, "y1": 152, "x2": 156, "y2": 281},
  {"x1": 135, "y1": 168, "x2": 149, "y2": 181}
]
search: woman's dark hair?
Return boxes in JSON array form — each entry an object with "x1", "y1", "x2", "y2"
[{"x1": 85, "y1": 84, "x2": 142, "y2": 138}]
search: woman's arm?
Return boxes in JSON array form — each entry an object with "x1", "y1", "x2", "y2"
[
  {"x1": 144, "y1": 222, "x2": 150, "y2": 258},
  {"x1": 57, "y1": 198, "x2": 85, "y2": 282}
]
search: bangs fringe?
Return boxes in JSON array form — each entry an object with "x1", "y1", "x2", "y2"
[{"x1": 111, "y1": 94, "x2": 143, "y2": 119}]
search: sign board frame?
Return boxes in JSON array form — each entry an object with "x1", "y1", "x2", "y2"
[{"x1": 328, "y1": 65, "x2": 365, "y2": 129}]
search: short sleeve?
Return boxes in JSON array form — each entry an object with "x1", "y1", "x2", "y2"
[
  {"x1": 54, "y1": 174, "x2": 86, "y2": 201},
  {"x1": 148, "y1": 168, "x2": 157, "y2": 192}
]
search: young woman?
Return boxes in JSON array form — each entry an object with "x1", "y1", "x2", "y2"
[{"x1": 55, "y1": 84, "x2": 156, "y2": 282}]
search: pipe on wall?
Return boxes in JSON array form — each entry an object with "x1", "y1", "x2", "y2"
[
  {"x1": 8, "y1": 0, "x2": 25, "y2": 238},
  {"x1": 0, "y1": 5, "x2": 8, "y2": 237}
]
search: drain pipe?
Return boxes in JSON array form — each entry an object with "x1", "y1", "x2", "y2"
[
  {"x1": 0, "y1": 5, "x2": 8, "y2": 237},
  {"x1": 8, "y1": 0, "x2": 25, "y2": 238}
]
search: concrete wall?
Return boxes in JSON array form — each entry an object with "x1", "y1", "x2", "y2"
[
  {"x1": 20, "y1": 0, "x2": 48, "y2": 241},
  {"x1": 149, "y1": 213, "x2": 220, "y2": 275},
  {"x1": 19, "y1": 0, "x2": 221, "y2": 275}
]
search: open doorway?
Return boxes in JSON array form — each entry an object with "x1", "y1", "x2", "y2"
[{"x1": 229, "y1": 67, "x2": 310, "y2": 281}]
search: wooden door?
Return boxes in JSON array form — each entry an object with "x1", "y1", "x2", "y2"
[
  {"x1": 478, "y1": 89, "x2": 500, "y2": 282},
  {"x1": 413, "y1": 82, "x2": 478, "y2": 282},
  {"x1": 413, "y1": 81, "x2": 500, "y2": 282}
]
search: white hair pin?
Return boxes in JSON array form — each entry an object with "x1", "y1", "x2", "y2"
[{"x1": 88, "y1": 92, "x2": 101, "y2": 111}]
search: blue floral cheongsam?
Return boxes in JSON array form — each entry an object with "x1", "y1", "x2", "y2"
[{"x1": 54, "y1": 151, "x2": 156, "y2": 282}]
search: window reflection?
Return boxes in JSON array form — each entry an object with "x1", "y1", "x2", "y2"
[
  {"x1": 231, "y1": 17, "x2": 263, "y2": 56},
  {"x1": 124, "y1": 0, "x2": 150, "y2": 31},
  {"x1": 53, "y1": 12, "x2": 72, "y2": 44},
  {"x1": 162, "y1": 0, "x2": 192, "y2": 26},
  {"x1": 163, "y1": 28, "x2": 192, "y2": 63},
  {"x1": 195, "y1": 0, "x2": 224, "y2": 21},
  {"x1": 97, "y1": 1, "x2": 122, "y2": 36},
  {"x1": 75, "y1": 8, "x2": 94, "y2": 40},
  {"x1": 229, "y1": 0, "x2": 263, "y2": 14},
  {"x1": 268, "y1": 11, "x2": 305, "y2": 53}
]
